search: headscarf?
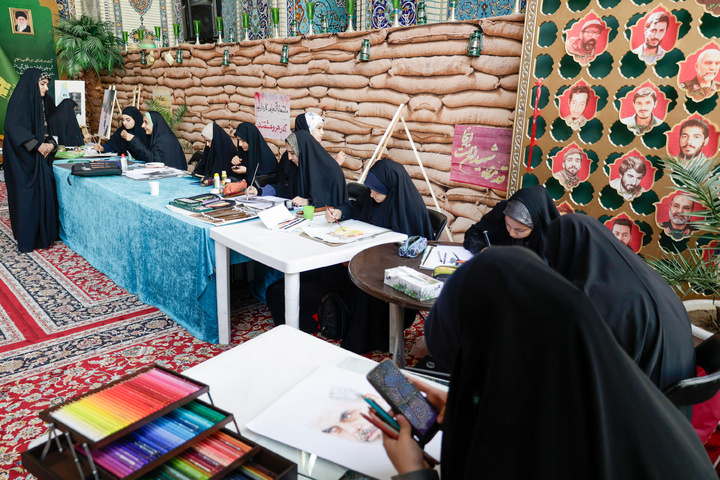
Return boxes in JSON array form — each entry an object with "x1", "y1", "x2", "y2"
[
  {"x1": 294, "y1": 113, "x2": 310, "y2": 132},
  {"x1": 201, "y1": 123, "x2": 213, "y2": 140},
  {"x1": 48, "y1": 98, "x2": 84, "y2": 146},
  {"x1": 145, "y1": 110, "x2": 186, "y2": 169},
  {"x1": 544, "y1": 214, "x2": 695, "y2": 406},
  {"x1": 3, "y1": 68, "x2": 59, "y2": 252},
  {"x1": 194, "y1": 123, "x2": 238, "y2": 183},
  {"x1": 431, "y1": 247, "x2": 715, "y2": 480},
  {"x1": 103, "y1": 106, "x2": 148, "y2": 154},
  {"x1": 288, "y1": 130, "x2": 349, "y2": 207},
  {"x1": 304, "y1": 112, "x2": 324, "y2": 135},
  {"x1": 463, "y1": 185, "x2": 560, "y2": 255},
  {"x1": 355, "y1": 159, "x2": 433, "y2": 238},
  {"x1": 234, "y1": 122, "x2": 277, "y2": 178}
]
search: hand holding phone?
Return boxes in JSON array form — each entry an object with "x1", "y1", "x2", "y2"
[{"x1": 367, "y1": 359, "x2": 440, "y2": 446}]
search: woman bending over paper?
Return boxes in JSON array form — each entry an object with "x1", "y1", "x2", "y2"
[
  {"x1": 123, "y1": 112, "x2": 187, "y2": 170},
  {"x1": 388, "y1": 247, "x2": 716, "y2": 480},
  {"x1": 231, "y1": 122, "x2": 277, "y2": 179},
  {"x1": 195, "y1": 123, "x2": 242, "y2": 186},
  {"x1": 94, "y1": 106, "x2": 148, "y2": 157}
]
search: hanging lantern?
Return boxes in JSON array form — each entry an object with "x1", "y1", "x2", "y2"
[
  {"x1": 359, "y1": 39, "x2": 370, "y2": 62},
  {"x1": 140, "y1": 50, "x2": 147, "y2": 65},
  {"x1": 223, "y1": 49, "x2": 230, "y2": 65},
  {"x1": 280, "y1": 44, "x2": 289, "y2": 65},
  {"x1": 467, "y1": 28, "x2": 483, "y2": 57},
  {"x1": 416, "y1": 2, "x2": 427, "y2": 25},
  {"x1": 176, "y1": 49, "x2": 184, "y2": 64},
  {"x1": 290, "y1": 20, "x2": 299, "y2": 36}
]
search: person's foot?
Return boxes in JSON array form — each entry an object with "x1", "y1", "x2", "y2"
[{"x1": 410, "y1": 335, "x2": 429, "y2": 358}]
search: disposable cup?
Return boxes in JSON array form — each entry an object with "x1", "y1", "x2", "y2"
[
  {"x1": 303, "y1": 205, "x2": 315, "y2": 220},
  {"x1": 149, "y1": 181, "x2": 160, "y2": 195}
]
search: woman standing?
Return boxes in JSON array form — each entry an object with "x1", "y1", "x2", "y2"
[
  {"x1": 95, "y1": 106, "x2": 148, "y2": 156},
  {"x1": 124, "y1": 111, "x2": 187, "y2": 170},
  {"x1": 4, "y1": 68, "x2": 60, "y2": 252}
]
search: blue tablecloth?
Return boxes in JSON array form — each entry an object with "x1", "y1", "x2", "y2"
[{"x1": 53, "y1": 164, "x2": 248, "y2": 343}]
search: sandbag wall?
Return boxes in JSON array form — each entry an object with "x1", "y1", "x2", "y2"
[{"x1": 101, "y1": 16, "x2": 524, "y2": 240}]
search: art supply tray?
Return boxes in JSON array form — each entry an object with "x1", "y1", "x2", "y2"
[{"x1": 37, "y1": 364, "x2": 210, "y2": 449}]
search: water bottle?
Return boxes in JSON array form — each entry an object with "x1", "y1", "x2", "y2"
[{"x1": 120, "y1": 153, "x2": 128, "y2": 172}]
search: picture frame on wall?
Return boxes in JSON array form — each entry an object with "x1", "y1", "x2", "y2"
[{"x1": 10, "y1": 8, "x2": 34, "y2": 35}]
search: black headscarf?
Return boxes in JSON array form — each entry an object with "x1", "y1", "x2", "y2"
[
  {"x1": 432, "y1": 247, "x2": 715, "y2": 480},
  {"x1": 294, "y1": 113, "x2": 310, "y2": 132},
  {"x1": 463, "y1": 185, "x2": 560, "y2": 256},
  {"x1": 130, "y1": 111, "x2": 187, "y2": 170},
  {"x1": 194, "y1": 123, "x2": 239, "y2": 183},
  {"x1": 351, "y1": 160, "x2": 433, "y2": 238},
  {"x1": 544, "y1": 214, "x2": 695, "y2": 404},
  {"x1": 103, "y1": 106, "x2": 148, "y2": 155},
  {"x1": 48, "y1": 98, "x2": 84, "y2": 146},
  {"x1": 234, "y1": 122, "x2": 277, "y2": 178},
  {"x1": 290, "y1": 130, "x2": 349, "y2": 208},
  {"x1": 3, "y1": 68, "x2": 59, "y2": 252}
]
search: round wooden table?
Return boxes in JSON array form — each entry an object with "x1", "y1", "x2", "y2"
[{"x1": 349, "y1": 242, "x2": 443, "y2": 367}]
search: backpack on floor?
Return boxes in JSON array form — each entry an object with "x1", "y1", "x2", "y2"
[{"x1": 317, "y1": 292, "x2": 351, "y2": 340}]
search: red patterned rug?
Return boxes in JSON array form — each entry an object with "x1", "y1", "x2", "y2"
[{"x1": 0, "y1": 181, "x2": 424, "y2": 479}]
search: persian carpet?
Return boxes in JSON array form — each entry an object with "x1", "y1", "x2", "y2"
[{"x1": 0, "y1": 181, "x2": 425, "y2": 479}]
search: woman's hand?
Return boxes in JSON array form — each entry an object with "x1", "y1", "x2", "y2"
[
  {"x1": 381, "y1": 415, "x2": 427, "y2": 475},
  {"x1": 232, "y1": 164, "x2": 247, "y2": 174},
  {"x1": 231, "y1": 155, "x2": 242, "y2": 166},
  {"x1": 245, "y1": 186, "x2": 258, "y2": 196},
  {"x1": 292, "y1": 196, "x2": 309, "y2": 207},
  {"x1": 335, "y1": 151, "x2": 346, "y2": 166},
  {"x1": 324, "y1": 208, "x2": 341, "y2": 223},
  {"x1": 408, "y1": 377, "x2": 448, "y2": 424},
  {"x1": 94, "y1": 143, "x2": 104, "y2": 153},
  {"x1": 38, "y1": 143, "x2": 54, "y2": 157},
  {"x1": 120, "y1": 130, "x2": 134, "y2": 142}
]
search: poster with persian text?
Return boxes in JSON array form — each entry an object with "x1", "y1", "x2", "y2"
[
  {"x1": 254, "y1": 92, "x2": 290, "y2": 140},
  {"x1": 450, "y1": 125, "x2": 511, "y2": 192}
]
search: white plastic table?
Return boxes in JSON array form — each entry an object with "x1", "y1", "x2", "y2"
[{"x1": 210, "y1": 218, "x2": 407, "y2": 344}]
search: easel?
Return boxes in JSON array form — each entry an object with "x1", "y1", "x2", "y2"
[
  {"x1": 130, "y1": 85, "x2": 142, "y2": 109},
  {"x1": 358, "y1": 103, "x2": 454, "y2": 241}
]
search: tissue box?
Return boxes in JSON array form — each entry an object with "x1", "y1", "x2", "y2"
[{"x1": 384, "y1": 266, "x2": 443, "y2": 302}]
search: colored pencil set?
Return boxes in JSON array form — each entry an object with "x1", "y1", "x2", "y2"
[
  {"x1": 137, "y1": 431, "x2": 255, "y2": 480},
  {"x1": 50, "y1": 367, "x2": 202, "y2": 441},
  {"x1": 76, "y1": 401, "x2": 228, "y2": 477}
]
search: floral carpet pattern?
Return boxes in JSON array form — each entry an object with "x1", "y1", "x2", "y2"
[{"x1": 0, "y1": 182, "x2": 423, "y2": 479}]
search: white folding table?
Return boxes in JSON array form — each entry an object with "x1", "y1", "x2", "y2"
[{"x1": 210, "y1": 218, "x2": 407, "y2": 344}]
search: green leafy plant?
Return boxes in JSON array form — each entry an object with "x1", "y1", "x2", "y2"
[
  {"x1": 145, "y1": 98, "x2": 192, "y2": 152},
  {"x1": 646, "y1": 156, "x2": 720, "y2": 298},
  {"x1": 55, "y1": 16, "x2": 124, "y2": 78}
]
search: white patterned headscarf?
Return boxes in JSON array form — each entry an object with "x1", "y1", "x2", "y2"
[{"x1": 305, "y1": 112, "x2": 324, "y2": 135}]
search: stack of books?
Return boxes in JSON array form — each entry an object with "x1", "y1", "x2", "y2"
[{"x1": 170, "y1": 194, "x2": 235, "y2": 213}]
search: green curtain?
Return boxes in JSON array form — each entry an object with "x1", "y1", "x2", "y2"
[{"x1": 0, "y1": 44, "x2": 20, "y2": 138}]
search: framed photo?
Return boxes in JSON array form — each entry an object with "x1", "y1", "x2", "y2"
[
  {"x1": 618, "y1": 82, "x2": 668, "y2": 136},
  {"x1": 564, "y1": 13, "x2": 609, "y2": 66},
  {"x1": 10, "y1": 8, "x2": 33, "y2": 35},
  {"x1": 665, "y1": 114, "x2": 719, "y2": 164},
  {"x1": 628, "y1": 7, "x2": 679, "y2": 66},
  {"x1": 604, "y1": 214, "x2": 644, "y2": 253},
  {"x1": 557, "y1": 80, "x2": 598, "y2": 131},
  {"x1": 551, "y1": 143, "x2": 590, "y2": 191},
  {"x1": 607, "y1": 150, "x2": 656, "y2": 201},
  {"x1": 677, "y1": 43, "x2": 720, "y2": 102}
]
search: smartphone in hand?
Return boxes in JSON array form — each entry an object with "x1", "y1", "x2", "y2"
[{"x1": 367, "y1": 359, "x2": 440, "y2": 446}]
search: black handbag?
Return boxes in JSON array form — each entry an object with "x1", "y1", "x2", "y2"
[{"x1": 71, "y1": 162, "x2": 122, "y2": 177}]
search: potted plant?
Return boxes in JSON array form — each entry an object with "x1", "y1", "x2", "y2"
[
  {"x1": 646, "y1": 156, "x2": 720, "y2": 333},
  {"x1": 55, "y1": 15, "x2": 125, "y2": 134}
]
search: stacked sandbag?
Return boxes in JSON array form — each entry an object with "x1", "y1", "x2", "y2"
[{"x1": 101, "y1": 16, "x2": 522, "y2": 241}]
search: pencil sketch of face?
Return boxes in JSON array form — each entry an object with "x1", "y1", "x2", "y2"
[{"x1": 312, "y1": 386, "x2": 383, "y2": 443}]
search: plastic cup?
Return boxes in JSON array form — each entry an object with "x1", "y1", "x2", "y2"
[
  {"x1": 303, "y1": 205, "x2": 315, "y2": 220},
  {"x1": 149, "y1": 181, "x2": 160, "y2": 195}
]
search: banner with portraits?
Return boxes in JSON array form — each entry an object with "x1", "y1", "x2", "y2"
[{"x1": 510, "y1": 0, "x2": 720, "y2": 257}]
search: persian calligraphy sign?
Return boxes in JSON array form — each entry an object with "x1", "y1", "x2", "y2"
[
  {"x1": 254, "y1": 92, "x2": 291, "y2": 140},
  {"x1": 450, "y1": 125, "x2": 512, "y2": 191}
]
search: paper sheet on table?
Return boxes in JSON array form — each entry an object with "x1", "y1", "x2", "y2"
[
  {"x1": 247, "y1": 365, "x2": 442, "y2": 480},
  {"x1": 123, "y1": 167, "x2": 187, "y2": 180},
  {"x1": 257, "y1": 204, "x2": 309, "y2": 232},
  {"x1": 419, "y1": 245, "x2": 473, "y2": 270},
  {"x1": 233, "y1": 195, "x2": 288, "y2": 210},
  {"x1": 301, "y1": 219, "x2": 391, "y2": 244}
]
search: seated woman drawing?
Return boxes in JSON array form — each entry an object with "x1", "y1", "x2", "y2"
[
  {"x1": 231, "y1": 122, "x2": 277, "y2": 180},
  {"x1": 125, "y1": 111, "x2": 187, "y2": 170},
  {"x1": 95, "y1": 106, "x2": 148, "y2": 157},
  {"x1": 194, "y1": 123, "x2": 241, "y2": 186},
  {"x1": 48, "y1": 98, "x2": 84, "y2": 147},
  {"x1": 463, "y1": 185, "x2": 560, "y2": 257},
  {"x1": 395, "y1": 247, "x2": 715, "y2": 480}
]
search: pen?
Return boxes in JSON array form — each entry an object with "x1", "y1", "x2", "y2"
[
  {"x1": 483, "y1": 230, "x2": 491, "y2": 247},
  {"x1": 437, "y1": 249, "x2": 442, "y2": 262},
  {"x1": 420, "y1": 246, "x2": 432, "y2": 266},
  {"x1": 360, "y1": 412, "x2": 439, "y2": 467},
  {"x1": 443, "y1": 253, "x2": 447, "y2": 264},
  {"x1": 453, "y1": 253, "x2": 459, "y2": 262}
]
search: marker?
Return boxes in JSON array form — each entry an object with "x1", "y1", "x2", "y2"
[
  {"x1": 483, "y1": 230, "x2": 491, "y2": 247},
  {"x1": 363, "y1": 397, "x2": 400, "y2": 430}
]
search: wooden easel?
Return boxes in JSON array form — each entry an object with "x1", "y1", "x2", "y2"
[
  {"x1": 130, "y1": 85, "x2": 141, "y2": 109},
  {"x1": 358, "y1": 103, "x2": 454, "y2": 241}
]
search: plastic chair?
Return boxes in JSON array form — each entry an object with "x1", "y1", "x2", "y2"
[
  {"x1": 427, "y1": 208, "x2": 447, "y2": 242},
  {"x1": 663, "y1": 333, "x2": 720, "y2": 407}
]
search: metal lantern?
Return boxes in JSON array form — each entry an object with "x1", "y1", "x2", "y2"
[
  {"x1": 176, "y1": 49, "x2": 184, "y2": 64},
  {"x1": 280, "y1": 44, "x2": 289, "y2": 64},
  {"x1": 290, "y1": 20, "x2": 299, "y2": 36},
  {"x1": 416, "y1": 2, "x2": 427, "y2": 24},
  {"x1": 467, "y1": 28, "x2": 483, "y2": 57},
  {"x1": 320, "y1": 14, "x2": 328, "y2": 34},
  {"x1": 223, "y1": 49, "x2": 230, "y2": 66},
  {"x1": 140, "y1": 50, "x2": 147, "y2": 65},
  {"x1": 359, "y1": 39, "x2": 370, "y2": 62}
]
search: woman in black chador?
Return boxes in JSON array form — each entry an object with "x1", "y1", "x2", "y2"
[
  {"x1": 544, "y1": 214, "x2": 695, "y2": 417},
  {"x1": 231, "y1": 122, "x2": 277, "y2": 179},
  {"x1": 48, "y1": 98, "x2": 84, "y2": 147},
  {"x1": 125, "y1": 111, "x2": 187, "y2": 170},
  {"x1": 194, "y1": 123, "x2": 240, "y2": 185},
  {"x1": 96, "y1": 106, "x2": 148, "y2": 157},
  {"x1": 463, "y1": 185, "x2": 560, "y2": 256},
  {"x1": 395, "y1": 247, "x2": 716, "y2": 480},
  {"x1": 4, "y1": 68, "x2": 60, "y2": 252}
]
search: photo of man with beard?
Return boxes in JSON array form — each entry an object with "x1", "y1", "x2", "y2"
[
  {"x1": 621, "y1": 87, "x2": 663, "y2": 136},
  {"x1": 675, "y1": 118, "x2": 710, "y2": 163},
  {"x1": 680, "y1": 48, "x2": 720, "y2": 101},
  {"x1": 611, "y1": 218, "x2": 633, "y2": 247},
  {"x1": 632, "y1": 12, "x2": 670, "y2": 65},
  {"x1": 554, "y1": 147, "x2": 584, "y2": 190},
  {"x1": 610, "y1": 156, "x2": 647, "y2": 200},
  {"x1": 566, "y1": 19, "x2": 605, "y2": 65},
  {"x1": 659, "y1": 193, "x2": 697, "y2": 240}
]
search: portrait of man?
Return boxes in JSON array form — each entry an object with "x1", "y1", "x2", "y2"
[
  {"x1": 679, "y1": 47, "x2": 720, "y2": 101},
  {"x1": 620, "y1": 86, "x2": 664, "y2": 136},
  {"x1": 312, "y1": 386, "x2": 383, "y2": 443},
  {"x1": 657, "y1": 192, "x2": 698, "y2": 240},
  {"x1": 609, "y1": 155, "x2": 649, "y2": 200},
  {"x1": 558, "y1": 82, "x2": 597, "y2": 131},
  {"x1": 676, "y1": 118, "x2": 710, "y2": 163},
  {"x1": 565, "y1": 17, "x2": 608, "y2": 66},
  {"x1": 632, "y1": 11, "x2": 670, "y2": 65},
  {"x1": 611, "y1": 218, "x2": 633, "y2": 246},
  {"x1": 557, "y1": 202, "x2": 575, "y2": 216},
  {"x1": 11, "y1": 9, "x2": 33, "y2": 35},
  {"x1": 552, "y1": 146, "x2": 589, "y2": 191}
]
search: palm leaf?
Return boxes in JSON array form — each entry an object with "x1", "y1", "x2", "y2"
[{"x1": 55, "y1": 16, "x2": 124, "y2": 79}]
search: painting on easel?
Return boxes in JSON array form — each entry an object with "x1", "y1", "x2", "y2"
[{"x1": 97, "y1": 88, "x2": 116, "y2": 139}]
